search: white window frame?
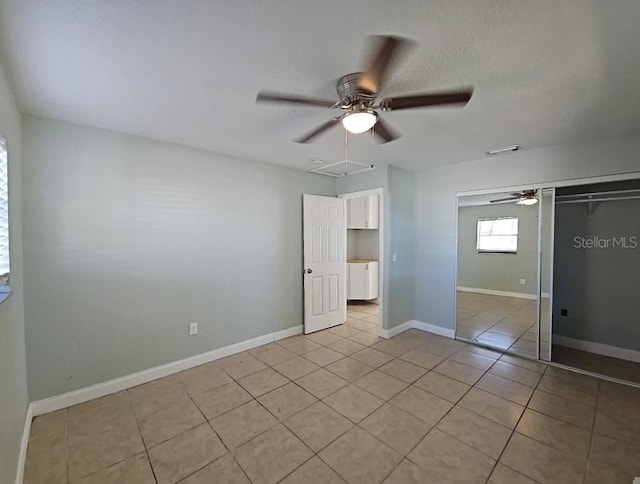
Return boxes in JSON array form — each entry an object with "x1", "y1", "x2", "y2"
[{"x1": 476, "y1": 216, "x2": 518, "y2": 254}]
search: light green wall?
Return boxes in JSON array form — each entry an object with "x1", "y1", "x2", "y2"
[
  {"x1": 0, "y1": 61, "x2": 28, "y2": 484},
  {"x1": 387, "y1": 166, "x2": 415, "y2": 329},
  {"x1": 457, "y1": 203, "x2": 539, "y2": 295},
  {"x1": 22, "y1": 115, "x2": 336, "y2": 400},
  {"x1": 553, "y1": 198, "x2": 640, "y2": 351},
  {"x1": 414, "y1": 132, "x2": 640, "y2": 330}
]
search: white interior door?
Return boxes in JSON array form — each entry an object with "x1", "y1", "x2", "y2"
[{"x1": 303, "y1": 194, "x2": 346, "y2": 333}]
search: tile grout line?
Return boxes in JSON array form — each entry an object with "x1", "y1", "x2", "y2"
[
  {"x1": 273, "y1": 369, "x2": 377, "y2": 484},
  {"x1": 377, "y1": 342, "x2": 503, "y2": 482},
  {"x1": 238, "y1": 392, "x2": 318, "y2": 484},
  {"x1": 127, "y1": 394, "x2": 160, "y2": 484},
  {"x1": 268, "y1": 319, "x2": 422, "y2": 483},
  {"x1": 205, "y1": 345, "x2": 366, "y2": 483},
  {"x1": 185, "y1": 384, "x2": 242, "y2": 482},
  {"x1": 581, "y1": 378, "x2": 601, "y2": 484},
  {"x1": 481, "y1": 357, "x2": 545, "y2": 483},
  {"x1": 134, "y1": 359, "x2": 288, "y2": 482},
  {"x1": 66, "y1": 392, "x2": 160, "y2": 483},
  {"x1": 65, "y1": 408, "x2": 69, "y2": 484},
  {"x1": 481, "y1": 361, "x2": 600, "y2": 482},
  {"x1": 392, "y1": 342, "x2": 585, "y2": 483},
  {"x1": 382, "y1": 353, "x2": 494, "y2": 481},
  {"x1": 188, "y1": 364, "x2": 311, "y2": 483}
]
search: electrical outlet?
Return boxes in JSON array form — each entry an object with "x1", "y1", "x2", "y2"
[
  {"x1": 519, "y1": 278, "x2": 526, "y2": 285},
  {"x1": 189, "y1": 322, "x2": 198, "y2": 335},
  {"x1": 561, "y1": 309, "x2": 568, "y2": 317},
  {"x1": 392, "y1": 253, "x2": 397, "y2": 262}
]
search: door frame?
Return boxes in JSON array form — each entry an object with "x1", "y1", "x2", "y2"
[
  {"x1": 338, "y1": 188, "x2": 385, "y2": 335},
  {"x1": 538, "y1": 188, "x2": 555, "y2": 361}
]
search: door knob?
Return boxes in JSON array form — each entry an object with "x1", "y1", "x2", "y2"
[{"x1": 304, "y1": 268, "x2": 313, "y2": 274}]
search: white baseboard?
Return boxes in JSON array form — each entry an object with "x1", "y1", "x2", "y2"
[
  {"x1": 380, "y1": 320, "x2": 455, "y2": 340},
  {"x1": 379, "y1": 321, "x2": 412, "y2": 339},
  {"x1": 411, "y1": 320, "x2": 456, "y2": 339},
  {"x1": 457, "y1": 286, "x2": 537, "y2": 300},
  {"x1": 15, "y1": 403, "x2": 32, "y2": 484},
  {"x1": 30, "y1": 325, "x2": 303, "y2": 417},
  {"x1": 553, "y1": 334, "x2": 640, "y2": 364},
  {"x1": 274, "y1": 325, "x2": 303, "y2": 341}
]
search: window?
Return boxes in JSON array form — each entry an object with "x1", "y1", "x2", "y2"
[
  {"x1": 476, "y1": 217, "x2": 518, "y2": 253},
  {"x1": 0, "y1": 135, "x2": 8, "y2": 289}
]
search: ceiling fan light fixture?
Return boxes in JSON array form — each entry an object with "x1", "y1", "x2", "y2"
[
  {"x1": 517, "y1": 197, "x2": 538, "y2": 205},
  {"x1": 342, "y1": 109, "x2": 378, "y2": 134}
]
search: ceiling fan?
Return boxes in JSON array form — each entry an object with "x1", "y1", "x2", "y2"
[
  {"x1": 255, "y1": 35, "x2": 474, "y2": 144},
  {"x1": 490, "y1": 190, "x2": 538, "y2": 205}
]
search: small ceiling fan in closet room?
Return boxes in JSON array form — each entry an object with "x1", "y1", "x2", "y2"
[
  {"x1": 255, "y1": 35, "x2": 474, "y2": 143},
  {"x1": 490, "y1": 190, "x2": 538, "y2": 205}
]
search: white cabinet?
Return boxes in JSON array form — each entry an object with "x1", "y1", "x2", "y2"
[
  {"x1": 347, "y1": 195, "x2": 379, "y2": 229},
  {"x1": 347, "y1": 260, "x2": 379, "y2": 300}
]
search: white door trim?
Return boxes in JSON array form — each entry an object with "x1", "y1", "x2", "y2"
[{"x1": 339, "y1": 188, "x2": 384, "y2": 335}]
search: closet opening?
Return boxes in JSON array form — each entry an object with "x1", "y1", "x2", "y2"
[{"x1": 552, "y1": 179, "x2": 640, "y2": 384}]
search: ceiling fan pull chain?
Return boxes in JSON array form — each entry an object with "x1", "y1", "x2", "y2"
[
  {"x1": 371, "y1": 126, "x2": 375, "y2": 168},
  {"x1": 344, "y1": 129, "x2": 349, "y2": 176}
]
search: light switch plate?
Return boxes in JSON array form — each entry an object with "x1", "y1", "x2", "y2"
[{"x1": 189, "y1": 322, "x2": 198, "y2": 335}]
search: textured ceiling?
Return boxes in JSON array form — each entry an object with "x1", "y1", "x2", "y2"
[{"x1": 1, "y1": 0, "x2": 640, "y2": 171}]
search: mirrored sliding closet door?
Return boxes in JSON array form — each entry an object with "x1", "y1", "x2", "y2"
[{"x1": 455, "y1": 188, "x2": 551, "y2": 359}]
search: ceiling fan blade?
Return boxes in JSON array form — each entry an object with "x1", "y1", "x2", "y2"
[
  {"x1": 294, "y1": 118, "x2": 340, "y2": 143},
  {"x1": 359, "y1": 35, "x2": 413, "y2": 94},
  {"x1": 509, "y1": 190, "x2": 537, "y2": 197},
  {"x1": 490, "y1": 196, "x2": 519, "y2": 203},
  {"x1": 380, "y1": 89, "x2": 473, "y2": 111},
  {"x1": 256, "y1": 90, "x2": 336, "y2": 108},
  {"x1": 373, "y1": 119, "x2": 400, "y2": 143}
]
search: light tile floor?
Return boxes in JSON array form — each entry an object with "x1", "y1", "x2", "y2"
[
  {"x1": 456, "y1": 292, "x2": 551, "y2": 359},
  {"x1": 25, "y1": 302, "x2": 640, "y2": 484}
]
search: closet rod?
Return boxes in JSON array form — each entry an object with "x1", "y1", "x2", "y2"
[
  {"x1": 556, "y1": 188, "x2": 640, "y2": 200},
  {"x1": 556, "y1": 195, "x2": 640, "y2": 204}
]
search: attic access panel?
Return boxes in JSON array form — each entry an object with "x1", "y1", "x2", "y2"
[{"x1": 309, "y1": 160, "x2": 374, "y2": 178}]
